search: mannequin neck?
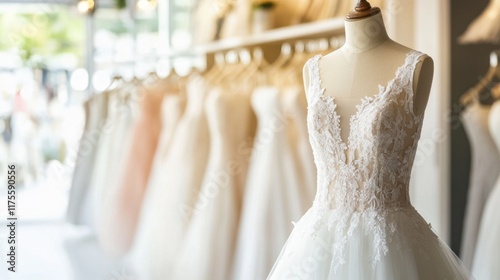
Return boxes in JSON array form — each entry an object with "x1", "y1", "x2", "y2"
[{"x1": 344, "y1": 13, "x2": 390, "y2": 53}]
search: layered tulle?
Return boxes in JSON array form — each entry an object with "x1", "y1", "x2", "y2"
[{"x1": 268, "y1": 206, "x2": 472, "y2": 280}]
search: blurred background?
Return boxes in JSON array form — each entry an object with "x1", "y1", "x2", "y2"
[{"x1": 0, "y1": 0, "x2": 499, "y2": 279}]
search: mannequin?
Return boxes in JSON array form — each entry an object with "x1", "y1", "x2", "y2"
[
  {"x1": 303, "y1": 4, "x2": 434, "y2": 145},
  {"x1": 267, "y1": 2, "x2": 472, "y2": 279}
]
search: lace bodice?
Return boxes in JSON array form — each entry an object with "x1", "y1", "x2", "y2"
[
  {"x1": 306, "y1": 50, "x2": 426, "y2": 213},
  {"x1": 300, "y1": 50, "x2": 431, "y2": 269}
]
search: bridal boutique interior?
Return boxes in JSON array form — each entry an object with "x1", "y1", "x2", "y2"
[{"x1": 0, "y1": 0, "x2": 499, "y2": 279}]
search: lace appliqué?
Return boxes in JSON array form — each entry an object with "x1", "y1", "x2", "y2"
[{"x1": 302, "y1": 51, "x2": 437, "y2": 271}]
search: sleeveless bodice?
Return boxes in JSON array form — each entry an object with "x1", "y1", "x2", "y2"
[
  {"x1": 306, "y1": 50, "x2": 426, "y2": 213},
  {"x1": 267, "y1": 51, "x2": 473, "y2": 279},
  {"x1": 252, "y1": 87, "x2": 283, "y2": 124}
]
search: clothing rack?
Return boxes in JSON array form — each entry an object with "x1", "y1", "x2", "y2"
[{"x1": 167, "y1": 17, "x2": 346, "y2": 69}]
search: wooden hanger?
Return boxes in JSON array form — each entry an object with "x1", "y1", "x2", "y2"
[
  {"x1": 210, "y1": 50, "x2": 241, "y2": 85},
  {"x1": 460, "y1": 51, "x2": 500, "y2": 106},
  {"x1": 345, "y1": 0, "x2": 381, "y2": 20},
  {"x1": 103, "y1": 74, "x2": 125, "y2": 94},
  {"x1": 236, "y1": 48, "x2": 268, "y2": 80},
  {"x1": 203, "y1": 52, "x2": 226, "y2": 81},
  {"x1": 277, "y1": 41, "x2": 313, "y2": 88}
]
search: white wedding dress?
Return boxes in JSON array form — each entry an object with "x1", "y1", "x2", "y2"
[
  {"x1": 268, "y1": 51, "x2": 472, "y2": 280},
  {"x1": 86, "y1": 91, "x2": 137, "y2": 231},
  {"x1": 460, "y1": 102, "x2": 500, "y2": 268},
  {"x1": 471, "y1": 100, "x2": 500, "y2": 280},
  {"x1": 67, "y1": 92, "x2": 109, "y2": 225},
  {"x1": 131, "y1": 75, "x2": 210, "y2": 279},
  {"x1": 171, "y1": 88, "x2": 256, "y2": 280},
  {"x1": 152, "y1": 94, "x2": 186, "y2": 171},
  {"x1": 232, "y1": 87, "x2": 315, "y2": 280}
]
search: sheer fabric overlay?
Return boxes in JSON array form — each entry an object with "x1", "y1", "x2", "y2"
[{"x1": 267, "y1": 51, "x2": 473, "y2": 279}]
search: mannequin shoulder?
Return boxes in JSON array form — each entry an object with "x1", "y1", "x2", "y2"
[
  {"x1": 412, "y1": 54, "x2": 434, "y2": 92},
  {"x1": 412, "y1": 53, "x2": 434, "y2": 116},
  {"x1": 414, "y1": 54, "x2": 434, "y2": 79},
  {"x1": 302, "y1": 48, "x2": 345, "y2": 89}
]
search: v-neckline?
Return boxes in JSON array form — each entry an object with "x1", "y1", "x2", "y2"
[{"x1": 313, "y1": 50, "x2": 417, "y2": 165}]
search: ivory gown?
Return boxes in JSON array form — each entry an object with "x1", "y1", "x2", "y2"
[
  {"x1": 472, "y1": 100, "x2": 500, "y2": 280},
  {"x1": 131, "y1": 75, "x2": 210, "y2": 279},
  {"x1": 86, "y1": 90, "x2": 137, "y2": 231},
  {"x1": 171, "y1": 88, "x2": 256, "y2": 280},
  {"x1": 460, "y1": 102, "x2": 500, "y2": 268},
  {"x1": 67, "y1": 93, "x2": 109, "y2": 225},
  {"x1": 96, "y1": 89, "x2": 164, "y2": 255},
  {"x1": 232, "y1": 87, "x2": 315, "y2": 280},
  {"x1": 268, "y1": 51, "x2": 472, "y2": 280}
]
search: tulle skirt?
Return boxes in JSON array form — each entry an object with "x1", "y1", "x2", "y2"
[{"x1": 268, "y1": 206, "x2": 473, "y2": 280}]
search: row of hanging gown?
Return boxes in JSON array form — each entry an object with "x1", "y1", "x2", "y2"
[
  {"x1": 231, "y1": 86, "x2": 316, "y2": 280},
  {"x1": 131, "y1": 74, "x2": 212, "y2": 279},
  {"x1": 128, "y1": 73, "x2": 317, "y2": 279},
  {"x1": 67, "y1": 43, "x2": 334, "y2": 279},
  {"x1": 68, "y1": 85, "x2": 139, "y2": 233},
  {"x1": 170, "y1": 86, "x2": 255, "y2": 279},
  {"x1": 67, "y1": 92, "x2": 109, "y2": 225},
  {"x1": 97, "y1": 85, "x2": 165, "y2": 255}
]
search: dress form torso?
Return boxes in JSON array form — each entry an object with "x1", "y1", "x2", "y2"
[
  {"x1": 267, "y1": 7, "x2": 472, "y2": 280},
  {"x1": 303, "y1": 12, "x2": 433, "y2": 149}
]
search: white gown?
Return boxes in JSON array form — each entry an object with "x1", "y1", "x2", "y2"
[
  {"x1": 171, "y1": 88, "x2": 256, "y2": 280},
  {"x1": 131, "y1": 75, "x2": 210, "y2": 279},
  {"x1": 471, "y1": 100, "x2": 500, "y2": 280},
  {"x1": 67, "y1": 93, "x2": 109, "y2": 225},
  {"x1": 152, "y1": 93, "x2": 186, "y2": 172},
  {"x1": 268, "y1": 51, "x2": 472, "y2": 280},
  {"x1": 460, "y1": 102, "x2": 500, "y2": 268},
  {"x1": 86, "y1": 91, "x2": 136, "y2": 231},
  {"x1": 232, "y1": 87, "x2": 314, "y2": 280}
]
